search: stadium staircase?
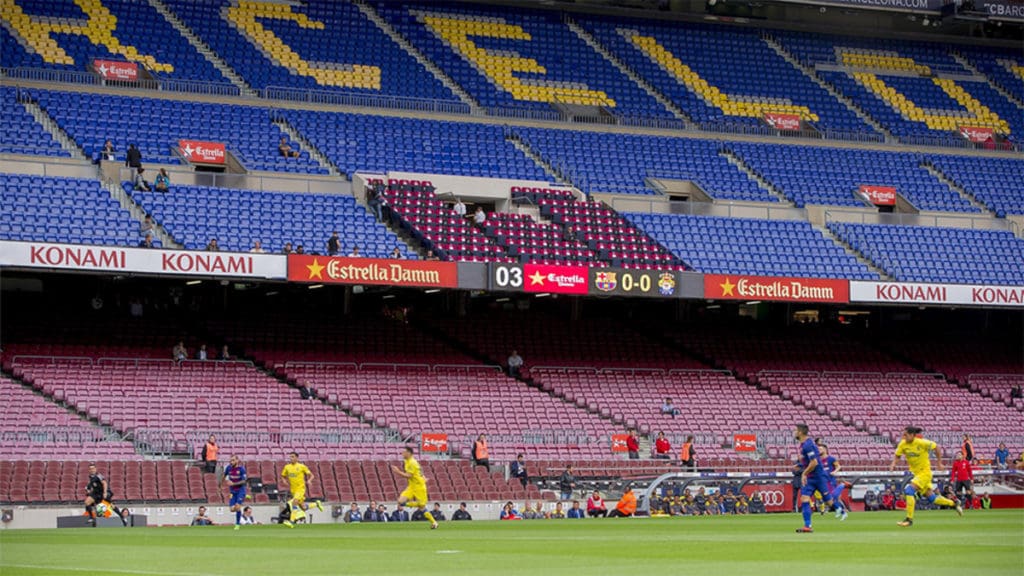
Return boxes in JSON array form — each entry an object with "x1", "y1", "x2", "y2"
[
  {"x1": 19, "y1": 97, "x2": 87, "y2": 161},
  {"x1": 101, "y1": 179, "x2": 181, "y2": 249},
  {"x1": 919, "y1": 160, "x2": 995, "y2": 216},
  {"x1": 813, "y1": 224, "x2": 892, "y2": 281},
  {"x1": 271, "y1": 117, "x2": 341, "y2": 177},
  {"x1": 717, "y1": 148, "x2": 791, "y2": 204},
  {"x1": 504, "y1": 133, "x2": 571, "y2": 186},
  {"x1": 949, "y1": 52, "x2": 1024, "y2": 110},
  {"x1": 146, "y1": 0, "x2": 257, "y2": 97}
]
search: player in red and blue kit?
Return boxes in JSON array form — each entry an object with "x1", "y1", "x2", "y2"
[
  {"x1": 794, "y1": 424, "x2": 839, "y2": 533},
  {"x1": 818, "y1": 444, "x2": 848, "y2": 521},
  {"x1": 222, "y1": 455, "x2": 248, "y2": 530}
]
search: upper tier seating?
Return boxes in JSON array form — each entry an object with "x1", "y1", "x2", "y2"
[
  {"x1": 129, "y1": 184, "x2": 411, "y2": 256},
  {"x1": 29, "y1": 90, "x2": 325, "y2": 173},
  {"x1": 730, "y1": 143, "x2": 977, "y2": 211},
  {"x1": 958, "y1": 46, "x2": 1024, "y2": 104},
  {"x1": 0, "y1": 0, "x2": 226, "y2": 82},
  {"x1": 929, "y1": 155, "x2": 1024, "y2": 216},
  {"x1": 163, "y1": 0, "x2": 455, "y2": 100},
  {"x1": 372, "y1": 1, "x2": 671, "y2": 117},
  {"x1": 628, "y1": 213, "x2": 876, "y2": 279},
  {"x1": 515, "y1": 127, "x2": 772, "y2": 199},
  {"x1": 828, "y1": 222, "x2": 1024, "y2": 285},
  {"x1": 0, "y1": 173, "x2": 147, "y2": 247},
  {"x1": 578, "y1": 17, "x2": 871, "y2": 134},
  {"x1": 0, "y1": 87, "x2": 66, "y2": 157},
  {"x1": 286, "y1": 110, "x2": 546, "y2": 180},
  {"x1": 776, "y1": 31, "x2": 969, "y2": 74}
]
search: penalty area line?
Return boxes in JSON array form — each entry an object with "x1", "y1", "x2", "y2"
[{"x1": 1, "y1": 564, "x2": 232, "y2": 576}]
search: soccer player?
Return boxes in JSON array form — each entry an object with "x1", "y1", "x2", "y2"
[
  {"x1": 889, "y1": 426, "x2": 963, "y2": 527},
  {"x1": 222, "y1": 455, "x2": 248, "y2": 530},
  {"x1": 794, "y1": 424, "x2": 839, "y2": 533},
  {"x1": 84, "y1": 463, "x2": 108, "y2": 522},
  {"x1": 390, "y1": 447, "x2": 438, "y2": 530},
  {"x1": 818, "y1": 444, "x2": 848, "y2": 520},
  {"x1": 280, "y1": 451, "x2": 323, "y2": 527}
]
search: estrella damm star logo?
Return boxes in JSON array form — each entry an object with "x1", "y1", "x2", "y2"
[
  {"x1": 306, "y1": 258, "x2": 325, "y2": 280},
  {"x1": 529, "y1": 270, "x2": 546, "y2": 286},
  {"x1": 719, "y1": 277, "x2": 735, "y2": 297}
]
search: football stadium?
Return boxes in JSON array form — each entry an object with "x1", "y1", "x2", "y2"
[{"x1": 0, "y1": 0, "x2": 1022, "y2": 573}]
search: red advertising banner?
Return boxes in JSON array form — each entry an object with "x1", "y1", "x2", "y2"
[
  {"x1": 611, "y1": 434, "x2": 630, "y2": 453},
  {"x1": 522, "y1": 263, "x2": 589, "y2": 295},
  {"x1": 704, "y1": 274, "x2": 849, "y2": 303},
  {"x1": 287, "y1": 255, "x2": 458, "y2": 288},
  {"x1": 178, "y1": 140, "x2": 226, "y2": 165},
  {"x1": 764, "y1": 112, "x2": 802, "y2": 131},
  {"x1": 421, "y1": 433, "x2": 449, "y2": 453},
  {"x1": 93, "y1": 59, "x2": 139, "y2": 82},
  {"x1": 858, "y1": 185, "x2": 897, "y2": 206},
  {"x1": 958, "y1": 125, "x2": 995, "y2": 143},
  {"x1": 733, "y1": 434, "x2": 757, "y2": 452},
  {"x1": 740, "y1": 483, "x2": 792, "y2": 513}
]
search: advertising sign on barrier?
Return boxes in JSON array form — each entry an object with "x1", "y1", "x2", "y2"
[
  {"x1": 421, "y1": 433, "x2": 449, "y2": 453},
  {"x1": 288, "y1": 255, "x2": 458, "y2": 288},
  {"x1": 93, "y1": 59, "x2": 139, "y2": 82},
  {"x1": 178, "y1": 140, "x2": 226, "y2": 165},
  {"x1": 704, "y1": 274, "x2": 850, "y2": 303}
]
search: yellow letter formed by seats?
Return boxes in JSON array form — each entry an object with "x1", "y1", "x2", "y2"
[
  {"x1": 421, "y1": 14, "x2": 615, "y2": 107},
  {"x1": 628, "y1": 33, "x2": 818, "y2": 122},
  {"x1": 225, "y1": 0, "x2": 380, "y2": 89},
  {"x1": 1, "y1": 0, "x2": 172, "y2": 72}
]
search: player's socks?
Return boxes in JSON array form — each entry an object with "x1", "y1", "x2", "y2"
[
  {"x1": 905, "y1": 495, "x2": 916, "y2": 520},
  {"x1": 932, "y1": 495, "x2": 955, "y2": 508},
  {"x1": 314, "y1": 501, "x2": 323, "y2": 512},
  {"x1": 236, "y1": 510, "x2": 242, "y2": 525},
  {"x1": 801, "y1": 502, "x2": 812, "y2": 528},
  {"x1": 424, "y1": 511, "x2": 437, "y2": 528}
]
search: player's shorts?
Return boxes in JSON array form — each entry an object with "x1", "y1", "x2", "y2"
[
  {"x1": 401, "y1": 486, "x2": 428, "y2": 506},
  {"x1": 909, "y1": 472, "x2": 933, "y2": 494},
  {"x1": 953, "y1": 480, "x2": 973, "y2": 493},
  {"x1": 289, "y1": 488, "x2": 306, "y2": 506},
  {"x1": 229, "y1": 488, "x2": 247, "y2": 507},
  {"x1": 800, "y1": 475, "x2": 832, "y2": 499},
  {"x1": 87, "y1": 491, "x2": 104, "y2": 503}
]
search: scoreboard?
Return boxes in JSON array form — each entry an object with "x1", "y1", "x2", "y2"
[{"x1": 488, "y1": 263, "x2": 684, "y2": 298}]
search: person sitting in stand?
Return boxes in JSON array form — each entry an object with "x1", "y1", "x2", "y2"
[
  {"x1": 133, "y1": 167, "x2": 150, "y2": 191},
  {"x1": 390, "y1": 247, "x2": 403, "y2": 259},
  {"x1": 567, "y1": 500, "x2": 585, "y2": 519},
  {"x1": 138, "y1": 233, "x2": 155, "y2": 248},
  {"x1": 451, "y1": 502, "x2": 472, "y2": 521},
  {"x1": 499, "y1": 502, "x2": 521, "y2": 520},
  {"x1": 154, "y1": 168, "x2": 170, "y2": 193},
  {"x1": 100, "y1": 140, "x2": 116, "y2": 162},
  {"x1": 278, "y1": 137, "x2": 299, "y2": 158},
  {"x1": 661, "y1": 398, "x2": 681, "y2": 418},
  {"x1": 191, "y1": 506, "x2": 214, "y2": 526}
]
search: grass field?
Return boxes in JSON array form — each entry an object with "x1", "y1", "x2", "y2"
[{"x1": 1, "y1": 510, "x2": 1022, "y2": 576}]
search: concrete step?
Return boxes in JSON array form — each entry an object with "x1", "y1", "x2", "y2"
[
  {"x1": 920, "y1": 161, "x2": 993, "y2": 215},
  {"x1": 103, "y1": 179, "x2": 183, "y2": 249},
  {"x1": 21, "y1": 99, "x2": 87, "y2": 160},
  {"x1": 719, "y1": 149, "x2": 792, "y2": 205},
  {"x1": 273, "y1": 117, "x2": 341, "y2": 177},
  {"x1": 815, "y1": 223, "x2": 891, "y2": 280},
  {"x1": 950, "y1": 52, "x2": 1024, "y2": 110}
]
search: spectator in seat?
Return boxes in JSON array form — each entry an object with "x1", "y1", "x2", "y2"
[
  {"x1": 139, "y1": 214, "x2": 155, "y2": 238},
  {"x1": 172, "y1": 341, "x2": 188, "y2": 363},
  {"x1": 453, "y1": 198, "x2": 466, "y2": 218},
  {"x1": 521, "y1": 501, "x2": 538, "y2": 520},
  {"x1": 995, "y1": 443, "x2": 1010, "y2": 468},
  {"x1": 326, "y1": 231, "x2": 340, "y2": 256},
  {"x1": 424, "y1": 249, "x2": 439, "y2": 261},
  {"x1": 201, "y1": 434, "x2": 218, "y2": 473},
  {"x1": 430, "y1": 503, "x2": 446, "y2": 522},
  {"x1": 749, "y1": 492, "x2": 767, "y2": 514},
  {"x1": 133, "y1": 167, "x2": 150, "y2": 191},
  {"x1": 205, "y1": 238, "x2": 220, "y2": 252},
  {"x1": 626, "y1": 429, "x2": 640, "y2": 460},
  {"x1": 249, "y1": 240, "x2": 265, "y2": 253},
  {"x1": 348, "y1": 246, "x2": 361, "y2": 258},
  {"x1": 362, "y1": 500, "x2": 379, "y2": 522},
  {"x1": 499, "y1": 502, "x2": 520, "y2": 520},
  {"x1": 281, "y1": 242, "x2": 293, "y2": 254},
  {"x1": 240, "y1": 506, "x2": 259, "y2": 525},
  {"x1": 101, "y1": 140, "x2": 116, "y2": 162},
  {"x1": 390, "y1": 503, "x2": 409, "y2": 522},
  {"x1": 654, "y1": 431, "x2": 671, "y2": 459},
  {"x1": 863, "y1": 489, "x2": 879, "y2": 511},
  {"x1": 390, "y1": 247, "x2": 403, "y2": 259},
  {"x1": 559, "y1": 465, "x2": 576, "y2": 501},
  {"x1": 567, "y1": 500, "x2": 585, "y2": 519},
  {"x1": 278, "y1": 137, "x2": 299, "y2": 158},
  {"x1": 196, "y1": 344, "x2": 207, "y2": 361},
  {"x1": 510, "y1": 453, "x2": 528, "y2": 488},
  {"x1": 191, "y1": 506, "x2": 214, "y2": 526},
  {"x1": 661, "y1": 398, "x2": 680, "y2": 418},
  {"x1": 586, "y1": 490, "x2": 607, "y2": 517},
  {"x1": 374, "y1": 504, "x2": 389, "y2": 522},
  {"x1": 507, "y1": 350, "x2": 524, "y2": 378},
  {"x1": 881, "y1": 488, "x2": 896, "y2": 511},
  {"x1": 220, "y1": 345, "x2": 232, "y2": 361},
  {"x1": 1011, "y1": 385, "x2": 1023, "y2": 399},
  {"x1": 473, "y1": 206, "x2": 486, "y2": 226},
  {"x1": 343, "y1": 502, "x2": 362, "y2": 523},
  {"x1": 452, "y1": 502, "x2": 472, "y2": 521},
  {"x1": 299, "y1": 381, "x2": 315, "y2": 400},
  {"x1": 608, "y1": 486, "x2": 636, "y2": 518},
  {"x1": 138, "y1": 233, "x2": 155, "y2": 249},
  {"x1": 736, "y1": 494, "x2": 749, "y2": 515},
  {"x1": 549, "y1": 502, "x2": 566, "y2": 519},
  {"x1": 154, "y1": 168, "x2": 170, "y2": 193},
  {"x1": 125, "y1": 143, "x2": 142, "y2": 169},
  {"x1": 294, "y1": 245, "x2": 305, "y2": 255},
  {"x1": 472, "y1": 434, "x2": 490, "y2": 472},
  {"x1": 680, "y1": 435, "x2": 696, "y2": 470}
]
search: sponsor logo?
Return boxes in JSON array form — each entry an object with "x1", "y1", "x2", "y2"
[
  {"x1": 733, "y1": 434, "x2": 757, "y2": 452},
  {"x1": 421, "y1": 433, "x2": 449, "y2": 453},
  {"x1": 658, "y1": 272, "x2": 676, "y2": 296},
  {"x1": 161, "y1": 253, "x2": 252, "y2": 275},
  {"x1": 958, "y1": 125, "x2": 996, "y2": 143},
  {"x1": 858, "y1": 185, "x2": 897, "y2": 206},
  {"x1": 93, "y1": 59, "x2": 139, "y2": 82},
  {"x1": 706, "y1": 275, "x2": 849, "y2": 303},
  {"x1": 288, "y1": 255, "x2": 458, "y2": 288},
  {"x1": 178, "y1": 140, "x2": 226, "y2": 165},
  {"x1": 764, "y1": 112, "x2": 802, "y2": 131},
  {"x1": 29, "y1": 244, "x2": 126, "y2": 269},
  {"x1": 611, "y1": 434, "x2": 629, "y2": 452},
  {"x1": 594, "y1": 271, "x2": 617, "y2": 292},
  {"x1": 523, "y1": 264, "x2": 589, "y2": 295},
  {"x1": 982, "y1": 0, "x2": 1024, "y2": 19},
  {"x1": 741, "y1": 483, "x2": 792, "y2": 512},
  {"x1": 851, "y1": 281, "x2": 1024, "y2": 308},
  {"x1": 756, "y1": 490, "x2": 786, "y2": 507}
]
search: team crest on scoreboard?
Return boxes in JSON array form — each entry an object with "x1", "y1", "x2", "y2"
[
  {"x1": 595, "y1": 271, "x2": 617, "y2": 292},
  {"x1": 658, "y1": 272, "x2": 676, "y2": 296}
]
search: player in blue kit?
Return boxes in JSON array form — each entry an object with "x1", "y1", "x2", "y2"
[
  {"x1": 794, "y1": 424, "x2": 839, "y2": 533},
  {"x1": 817, "y1": 443, "x2": 848, "y2": 521},
  {"x1": 222, "y1": 455, "x2": 248, "y2": 530}
]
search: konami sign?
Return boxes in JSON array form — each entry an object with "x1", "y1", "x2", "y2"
[
  {"x1": 851, "y1": 281, "x2": 1024, "y2": 308},
  {"x1": 179, "y1": 140, "x2": 226, "y2": 165},
  {"x1": 0, "y1": 241, "x2": 285, "y2": 279},
  {"x1": 93, "y1": 59, "x2": 139, "y2": 82}
]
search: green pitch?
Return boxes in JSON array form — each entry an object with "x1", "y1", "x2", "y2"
[{"x1": 1, "y1": 510, "x2": 1022, "y2": 576}]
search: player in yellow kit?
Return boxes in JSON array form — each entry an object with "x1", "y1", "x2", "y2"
[
  {"x1": 280, "y1": 451, "x2": 322, "y2": 527},
  {"x1": 889, "y1": 426, "x2": 963, "y2": 527},
  {"x1": 391, "y1": 447, "x2": 438, "y2": 529}
]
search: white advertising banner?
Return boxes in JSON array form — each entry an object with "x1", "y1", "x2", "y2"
[
  {"x1": 850, "y1": 281, "x2": 1024, "y2": 308},
  {"x1": 0, "y1": 241, "x2": 286, "y2": 279}
]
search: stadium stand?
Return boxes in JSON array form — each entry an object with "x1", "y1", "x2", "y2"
[
  {"x1": 0, "y1": 0, "x2": 227, "y2": 82},
  {"x1": 372, "y1": 1, "x2": 672, "y2": 116},
  {"x1": 577, "y1": 17, "x2": 871, "y2": 133},
  {"x1": 0, "y1": 173, "x2": 147, "y2": 247},
  {"x1": 480, "y1": 212, "x2": 599, "y2": 266},
  {"x1": 163, "y1": 0, "x2": 456, "y2": 100},
  {"x1": 28, "y1": 89, "x2": 326, "y2": 173},
  {"x1": 0, "y1": 87, "x2": 67, "y2": 157},
  {"x1": 828, "y1": 222, "x2": 1024, "y2": 285},
  {"x1": 129, "y1": 183, "x2": 412, "y2": 256},
  {"x1": 627, "y1": 213, "x2": 876, "y2": 279},
  {"x1": 957, "y1": 46, "x2": 1024, "y2": 104},
  {"x1": 928, "y1": 155, "x2": 1024, "y2": 216},
  {"x1": 729, "y1": 143, "x2": 979, "y2": 211}
]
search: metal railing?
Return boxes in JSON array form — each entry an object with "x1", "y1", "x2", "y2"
[
  {"x1": 824, "y1": 208, "x2": 1018, "y2": 234},
  {"x1": 2, "y1": 66, "x2": 242, "y2": 97},
  {"x1": 114, "y1": 166, "x2": 345, "y2": 195},
  {"x1": 284, "y1": 361, "x2": 502, "y2": 373},
  {"x1": 263, "y1": 85, "x2": 471, "y2": 114}
]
